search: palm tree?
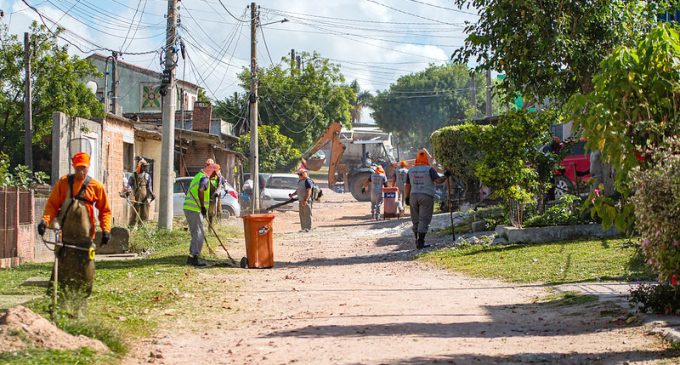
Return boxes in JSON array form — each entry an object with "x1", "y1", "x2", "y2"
[{"x1": 349, "y1": 80, "x2": 373, "y2": 126}]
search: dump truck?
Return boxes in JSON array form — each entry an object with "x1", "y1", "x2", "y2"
[{"x1": 301, "y1": 122, "x2": 397, "y2": 202}]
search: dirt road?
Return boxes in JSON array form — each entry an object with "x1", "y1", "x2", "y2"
[{"x1": 124, "y1": 191, "x2": 673, "y2": 365}]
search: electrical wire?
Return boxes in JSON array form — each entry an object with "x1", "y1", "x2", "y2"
[
  {"x1": 216, "y1": 0, "x2": 249, "y2": 22},
  {"x1": 258, "y1": 18, "x2": 275, "y2": 66},
  {"x1": 363, "y1": 0, "x2": 460, "y2": 25},
  {"x1": 401, "y1": 0, "x2": 478, "y2": 15},
  {"x1": 121, "y1": 0, "x2": 149, "y2": 53}
]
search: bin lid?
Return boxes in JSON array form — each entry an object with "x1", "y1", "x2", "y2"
[{"x1": 242, "y1": 213, "x2": 276, "y2": 221}]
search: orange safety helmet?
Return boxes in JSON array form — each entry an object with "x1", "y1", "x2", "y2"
[
  {"x1": 415, "y1": 149, "x2": 430, "y2": 166},
  {"x1": 399, "y1": 160, "x2": 407, "y2": 167},
  {"x1": 71, "y1": 152, "x2": 90, "y2": 167},
  {"x1": 375, "y1": 166, "x2": 385, "y2": 174}
]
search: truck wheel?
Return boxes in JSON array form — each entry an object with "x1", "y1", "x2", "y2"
[
  {"x1": 554, "y1": 176, "x2": 573, "y2": 200},
  {"x1": 350, "y1": 173, "x2": 371, "y2": 202}
]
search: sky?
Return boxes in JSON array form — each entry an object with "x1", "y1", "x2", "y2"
[{"x1": 0, "y1": 0, "x2": 478, "y2": 106}]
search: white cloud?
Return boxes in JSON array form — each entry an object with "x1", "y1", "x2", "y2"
[{"x1": 1, "y1": 0, "x2": 474, "y2": 99}]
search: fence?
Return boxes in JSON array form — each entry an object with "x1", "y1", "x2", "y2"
[{"x1": 0, "y1": 187, "x2": 35, "y2": 268}]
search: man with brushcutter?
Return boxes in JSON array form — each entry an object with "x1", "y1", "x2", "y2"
[
  {"x1": 37, "y1": 152, "x2": 112, "y2": 298},
  {"x1": 126, "y1": 158, "x2": 154, "y2": 228},
  {"x1": 184, "y1": 162, "x2": 221, "y2": 266},
  {"x1": 404, "y1": 149, "x2": 449, "y2": 249}
]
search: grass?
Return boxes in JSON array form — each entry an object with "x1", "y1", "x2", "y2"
[
  {"x1": 534, "y1": 291, "x2": 599, "y2": 306},
  {"x1": 418, "y1": 238, "x2": 652, "y2": 284},
  {"x1": 0, "y1": 222, "x2": 241, "y2": 363}
]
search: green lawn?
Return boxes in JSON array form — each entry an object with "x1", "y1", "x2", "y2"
[
  {"x1": 418, "y1": 238, "x2": 652, "y2": 284},
  {"x1": 0, "y1": 223, "x2": 241, "y2": 364}
]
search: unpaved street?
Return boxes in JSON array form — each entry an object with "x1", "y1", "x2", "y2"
[{"x1": 124, "y1": 191, "x2": 672, "y2": 365}]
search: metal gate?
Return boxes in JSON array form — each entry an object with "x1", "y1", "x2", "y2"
[{"x1": 0, "y1": 187, "x2": 35, "y2": 267}]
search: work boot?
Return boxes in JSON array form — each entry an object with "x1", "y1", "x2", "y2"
[
  {"x1": 416, "y1": 233, "x2": 430, "y2": 249},
  {"x1": 186, "y1": 255, "x2": 208, "y2": 267}
]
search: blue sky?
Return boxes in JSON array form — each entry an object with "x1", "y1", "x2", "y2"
[{"x1": 0, "y1": 0, "x2": 477, "y2": 102}]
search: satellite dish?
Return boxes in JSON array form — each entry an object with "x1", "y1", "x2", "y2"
[{"x1": 85, "y1": 81, "x2": 98, "y2": 94}]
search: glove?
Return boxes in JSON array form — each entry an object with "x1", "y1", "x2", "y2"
[
  {"x1": 149, "y1": 194, "x2": 156, "y2": 202},
  {"x1": 288, "y1": 193, "x2": 294, "y2": 199},
  {"x1": 101, "y1": 231, "x2": 111, "y2": 245},
  {"x1": 361, "y1": 187, "x2": 366, "y2": 194},
  {"x1": 37, "y1": 220, "x2": 47, "y2": 236},
  {"x1": 444, "y1": 170, "x2": 452, "y2": 178},
  {"x1": 201, "y1": 207, "x2": 207, "y2": 217},
  {"x1": 405, "y1": 197, "x2": 410, "y2": 206}
]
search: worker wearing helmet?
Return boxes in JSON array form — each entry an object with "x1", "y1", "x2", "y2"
[
  {"x1": 289, "y1": 168, "x2": 313, "y2": 232},
  {"x1": 392, "y1": 160, "x2": 409, "y2": 213},
  {"x1": 363, "y1": 165, "x2": 388, "y2": 219},
  {"x1": 184, "y1": 162, "x2": 221, "y2": 266},
  {"x1": 404, "y1": 149, "x2": 449, "y2": 249},
  {"x1": 126, "y1": 158, "x2": 154, "y2": 228},
  {"x1": 38, "y1": 152, "x2": 112, "y2": 298}
]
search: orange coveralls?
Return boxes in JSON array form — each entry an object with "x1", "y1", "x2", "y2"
[{"x1": 42, "y1": 175, "x2": 112, "y2": 238}]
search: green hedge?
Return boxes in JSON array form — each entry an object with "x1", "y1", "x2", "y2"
[{"x1": 430, "y1": 123, "x2": 488, "y2": 179}]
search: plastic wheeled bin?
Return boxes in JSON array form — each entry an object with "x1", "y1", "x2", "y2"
[
  {"x1": 382, "y1": 187, "x2": 400, "y2": 219},
  {"x1": 241, "y1": 214, "x2": 275, "y2": 268}
]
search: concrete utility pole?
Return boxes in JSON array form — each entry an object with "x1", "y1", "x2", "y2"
[
  {"x1": 485, "y1": 69, "x2": 492, "y2": 117},
  {"x1": 290, "y1": 48, "x2": 295, "y2": 76},
  {"x1": 111, "y1": 51, "x2": 119, "y2": 115},
  {"x1": 249, "y1": 2, "x2": 260, "y2": 213},
  {"x1": 158, "y1": 0, "x2": 178, "y2": 229},
  {"x1": 23, "y1": 32, "x2": 33, "y2": 170}
]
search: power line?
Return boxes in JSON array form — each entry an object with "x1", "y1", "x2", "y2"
[
  {"x1": 121, "y1": 0, "x2": 148, "y2": 53},
  {"x1": 263, "y1": 6, "x2": 455, "y2": 26},
  {"x1": 258, "y1": 19, "x2": 275, "y2": 66},
  {"x1": 364, "y1": 0, "x2": 460, "y2": 25},
  {"x1": 215, "y1": 0, "x2": 249, "y2": 22},
  {"x1": 402, "y1": 0, "x2": 478, "y2": 15}
]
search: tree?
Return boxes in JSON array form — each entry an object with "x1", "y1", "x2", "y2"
[
  {"x1": 0, "y1": 22, "x2": 104, "y2": 170},
  {"x1": 348, "y1": 80, "x2": 373, "y2": 126},
  {"x1": 233, "y1": 125, "x2": 301, "y2": 172},
  {"x1": 573, "y1": 23, "x2": 680, "y2": 232},
  {"x1": 228, "y1": 52, "x2": 355, "y2": 149},
  {"x1": 452, "y1": 0, "x2": 669, "y2": 103},
  {"x1": 213, "y1": 92, "x2": 249, "y2": 135},
  {"x1": 371, "y1": 63, "x2": 486, "y2": 149}
]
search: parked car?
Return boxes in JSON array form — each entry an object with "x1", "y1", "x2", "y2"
[
  {"x1": 543, "y1": 140, "x2": 591, "y2": 200},
  {"x1": 262, "y1": 173, "x2": 299, "y2": 210},
  {"x1": 173, "y1": 177, "x2": 241, "y2": 218}
]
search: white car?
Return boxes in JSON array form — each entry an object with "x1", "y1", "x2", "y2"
[
  {"x1": 173, "y1": 177, "x2": 241, "y2": 218},
  {"x1": 262, "y1": 173, "x2": 300, "y2": 210}
]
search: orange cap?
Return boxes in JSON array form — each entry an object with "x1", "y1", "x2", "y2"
[
  {"x1": 399, "y1": 160, "x2": 407, "y2": 167},
  {"x1": 205, "y1": 158, "x2": 215, "y2": 166},
  {"x1": 71, "y1": 152, "x2": 90, "y2": 168},
  {"x1": 375, "y1": 166, "x2": 385, "y2": 174},
  {"x1": 415, "y1": 149, "x2": 429, "y2": 166},
  {"x1": 204, "y1": 163, "x2": 220, "y2": 177}
]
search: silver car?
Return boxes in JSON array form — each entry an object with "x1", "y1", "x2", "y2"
[
  {"x1": 262, "y1": 173, "x2": 300, "y2": 211},
  {"x1": 173, "y1": 177, "x2": 241, "y2": 218}
]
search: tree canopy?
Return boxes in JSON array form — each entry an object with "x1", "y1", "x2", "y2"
[
  {"x1": 0, "y1": 22, "x2": 104, "y2": 170},
  {"x1": 452, "y1": 0, "x2": 670, "y2": 103},
  {"x1": 233, "y1": 124, "x2": 301, "y2": 172},
  {"x1": 215, "y1": 52, "x2": 355, "y2": 149},
  {"x1": 370, "y1": 63, "x2": 487, "y2": 149}
]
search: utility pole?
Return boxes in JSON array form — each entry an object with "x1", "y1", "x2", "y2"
[
  {"x1": 290, "y1": 49, "x2": 295, "y2": 76},
  {"x1": 485, "y1": 69, "x2": 492, "y2": 117},
  {"x1": 23, "y1": 32, "x2": 33, "y2": 170},
  {"x1": 249, "y1": 2, "x2": 260, "y2": 213},
  {"x1": 158, "y1": 0, "x2": 178, "y2": 229},
  {"x1": 111, "y1": 51, "x2": 119, "y2": 115}
]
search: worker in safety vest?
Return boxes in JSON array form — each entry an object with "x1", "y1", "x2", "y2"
[
  {"x1": 126, "y1": 159, "x2": 154, "y2": 228},
  {"x1": 289, "y1": 168, "x2": 313, "y2": 232},
  {"x1": 37, "y1": 152, "x2": 112, "y2": 297},
  {"x1": 404, "y1": 149, "x2": 450, "y2": 249},
  {"x1": 363, "y1": 165, "x2": 388, "y2": 219},
  {"x1": 183, "y1": 162, "x2": 221, "y2": 266},
  {"x1": 392, "y1": 161, "x2": 409, "y2": 213}
]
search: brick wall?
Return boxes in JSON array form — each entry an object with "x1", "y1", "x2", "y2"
[
  {"x1": 193, "y1": 102, "x2": 212, "y2": 133},
  {"x1": 183, "y1": 143, "x2": 215, "y2": 171},
  {"x1": 102, "y1": 116, "x2": 135, "y2": 226}
]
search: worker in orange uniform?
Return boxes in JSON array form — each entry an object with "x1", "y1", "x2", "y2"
[
  {"x1": 404, "y1": 149, "x2": 449, "y2": 249},
  {"x1": 37, "y1": 152, "x2": 112, "y2": 298}
]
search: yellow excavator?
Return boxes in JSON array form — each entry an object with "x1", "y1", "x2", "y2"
[{"x1": 300, "y1": 121, "x2": 396, "y2": 202}]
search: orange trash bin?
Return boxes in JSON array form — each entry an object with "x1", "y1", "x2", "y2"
[
  {"x1": 241, "y1": 214, "x2": 275, "y2": 268},
  {"x1": 382, "y1": 187, "x2": 400, "y2": 219}
]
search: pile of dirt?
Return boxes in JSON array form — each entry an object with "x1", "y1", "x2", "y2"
[{"x1": 0, "y1": 305, "x2": 108, "y2": 353}]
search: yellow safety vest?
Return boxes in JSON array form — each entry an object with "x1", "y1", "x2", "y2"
[{"x1": 183, "y1": 172, "x2": 211, "y2": 212}]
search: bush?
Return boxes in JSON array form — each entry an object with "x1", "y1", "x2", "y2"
[
  {"x1": 630, "y1": 283, "x2": 680, "y2": 315},
  {"x1": 524, "y1": 194, "x2": 590, "y2": 227},
  {"x1": 0, "y1": 153, "x2": 50, "y2": 188},
  {"x1": 631, "y1": 139, "x2": 680, "y2": 283}
]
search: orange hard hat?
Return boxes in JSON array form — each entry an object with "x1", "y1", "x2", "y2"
[
  {"x1": 415, "y1": 149, "x2": 429, "y2": 166},
  {"x1": 375, "y1": 166, "x2": 385, "y2": 174},
  {"x1": 399, "y1": 160, "x2": 407, "y2": 167},
  {"x1": 71, "y1": 152, "x2": 90, "y2": 168}
]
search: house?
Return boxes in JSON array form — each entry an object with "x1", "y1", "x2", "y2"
[{"x1": 85, "y1": 53, "x2": 200, "y2": 116}]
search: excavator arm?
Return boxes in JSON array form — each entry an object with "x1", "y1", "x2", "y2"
[{"x1": 300, "y1": 121, "x2": 346, "y2": 188}]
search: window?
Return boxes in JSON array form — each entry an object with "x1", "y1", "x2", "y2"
[{"x1": 123, "y1": 143, "x2": 134, "y2": 172}]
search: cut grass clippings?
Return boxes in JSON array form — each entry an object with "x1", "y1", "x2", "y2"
[
  {"x1": 0, "y1": 222, "x2": 241, "y2": 363},
  {"x1": 418, "y1": 238, "x2": 652, "y2": 284},
  {"x1": 534, "y1": 291, "x2": 599, "y2": 306}
]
